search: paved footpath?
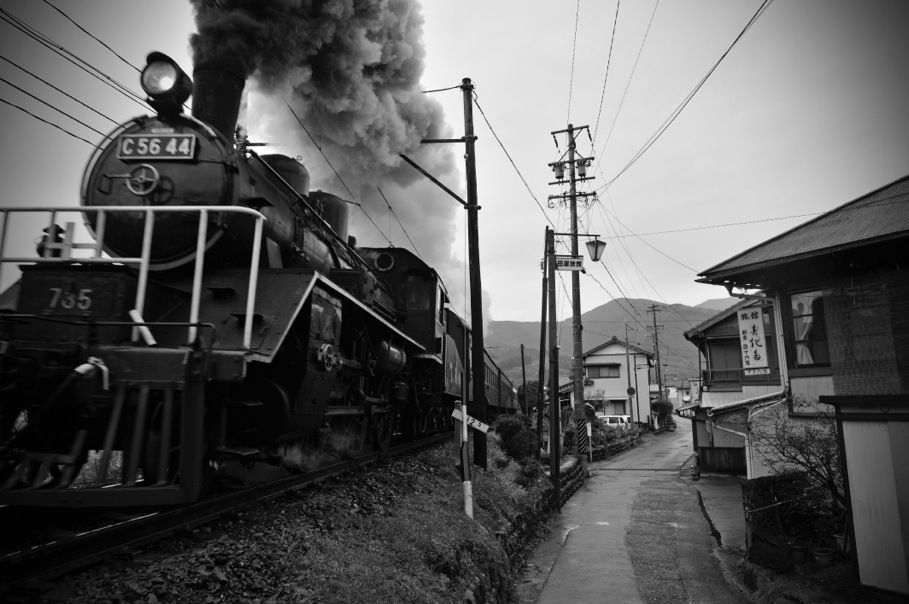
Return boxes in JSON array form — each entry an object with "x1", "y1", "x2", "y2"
[{"x1": 517, "y1": 430, "x2": 747, "y2": 603}]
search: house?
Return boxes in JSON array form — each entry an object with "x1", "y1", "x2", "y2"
[
  {"x1": 696, "y1": 174, "x2": 909, "y2": 596},
  {"x1": 579, "y1": 336, "x2": 654, "y2": 426},
  {"x1": 681, "y1": 298, "x2": 786, "y2": 476},
  {"x1": 554, "y1": 336, "x2": 655, "y2": 431}
]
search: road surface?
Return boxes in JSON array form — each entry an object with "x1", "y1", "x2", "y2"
[{"x1": 517, "y1": 421, "x2": 747, "y2": 603}]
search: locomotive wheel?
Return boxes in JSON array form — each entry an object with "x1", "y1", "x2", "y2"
[{"x1": 371, "y1": 412, "x2": 393, "y2": 450}]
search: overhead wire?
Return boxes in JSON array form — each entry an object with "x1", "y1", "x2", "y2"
[
  {"x1": 473, "y1": 94, "x2": 555, "y2": 228},
  {"x1": 607, "y1": 211, "x2": 821, "y2": 238},
  {"x1": 0, "y1": 75, "x2": 106, "y2": 138},
  {"x1": 0, "y1": 96, "x2": 95, "y2": 146},
  {"x1": 591, "y1": 193, "x2": 651, "y2": 297},
  {"x1": 0, "y1": 8, "x2": 148, "y2": 109},
  {"x1": 566, "y1": 0, "x2": 581, "y2": 124},
  {"x1": 592, "y1": 0, "x2": 621, "y2": 142},
  {"x1": 283, "y1": 101, "x2": 394, "y2": 247},
  {"x1": 575, "y1": 211, "x2": 642, "y2": 319},
  {"x1": 39, "y1": 0, "x2": 140, "y2": 73},
  {"x1": 0, "y1": 55, "x2": 118, "y2": 126},
  {"x1": 376, "y1": 186, "x2": 422, "y2": 256},
  {"x1": 594, "y1": 0, "x2": 661, "y2": 167},
  {"x1": 599, "y1": 0, "x2": 774, "y2": 192}
]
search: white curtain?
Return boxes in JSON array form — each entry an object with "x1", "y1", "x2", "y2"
[{"x1": 792, "y1": 293, "x2": 818, "y2": 365}]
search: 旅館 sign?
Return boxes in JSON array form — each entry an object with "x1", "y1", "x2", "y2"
[{"x1": 738, "y1": 308, "x2": 769, "y2": 374}]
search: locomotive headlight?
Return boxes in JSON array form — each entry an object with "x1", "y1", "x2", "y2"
[
  {"x1": 141, "y1": 62, "x2": 177, "y2": 95},
  {"x1": 140, "y1": 52, "x2": 192, "y2": 115}
]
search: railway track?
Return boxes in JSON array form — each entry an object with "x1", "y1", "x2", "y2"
[{"x1": 0, "y1": 432, "x2": 450, "y2": 594}]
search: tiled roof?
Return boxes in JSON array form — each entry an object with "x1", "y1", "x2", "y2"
[
  {"x1": 683, "y1": 297, "x2": 757, "y2": 340},
  {"x1": 699, "y1": 174, "x2": 909, "y2": 282},
  {"x1": 583, "y1": 335, "x2": 653, "y2": 358}
]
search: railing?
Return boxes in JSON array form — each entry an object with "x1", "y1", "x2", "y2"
[{"x1": 0, "y1": 206, "x2": 266, "y2": 349}]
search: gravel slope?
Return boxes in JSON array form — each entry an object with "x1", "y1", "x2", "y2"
[{"x1": 29, "y1": 441, "x2": 550, "y2": 604}]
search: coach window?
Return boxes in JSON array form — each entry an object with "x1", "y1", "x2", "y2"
[{"x1": 790, "y1": 290, "x2": 830, "y2": 367}]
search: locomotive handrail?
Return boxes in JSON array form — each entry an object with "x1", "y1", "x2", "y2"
[{"x1": 0, "y1": 205, "x2": 265, "y2": 349}]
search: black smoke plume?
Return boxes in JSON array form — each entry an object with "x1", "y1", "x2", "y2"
[{"x1": 189, "y1": 0, "x2": 467, "y2": 307}]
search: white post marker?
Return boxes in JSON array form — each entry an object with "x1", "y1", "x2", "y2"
[
  {"x1": 451, "y1": 407, "x2": 490, "y2": 434},
  {"x1": 454, "y1": 401, "x2": 474, "y2": 518},
  {"x1": 586, "y1": 421, "x2": 593, "y2": 462}
]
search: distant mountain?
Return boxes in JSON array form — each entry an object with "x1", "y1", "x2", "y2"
[
  {"x1": 486, "y1": 298, "x2": 722, "y2": 388},
  {"x1": 695, "y1": 297, "x2": 739, "y2": 311}
]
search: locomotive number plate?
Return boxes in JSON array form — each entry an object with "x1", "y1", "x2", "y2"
[
  {"x1": 19, "y1": 274, "x2": 116, "y2": 317},
  {"x1": 117, "y1": 133, "x2": 196, "y2": 160}
]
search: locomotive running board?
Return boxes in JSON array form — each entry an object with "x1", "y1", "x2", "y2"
[{"x1": 199, "y1": 269, "x2": 424, "y2": 363}]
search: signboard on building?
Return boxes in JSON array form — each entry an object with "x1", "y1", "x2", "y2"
[
  {"x1": 737, "y1": 308, "x2": 768, "y2": 370},
  {"x1": 554, "y1": 255, "x2": 583, "y2": 271}
]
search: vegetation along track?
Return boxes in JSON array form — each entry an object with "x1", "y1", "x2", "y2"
[{"x1": 0, "y1": 432, "x2": 450, "y2": 594}]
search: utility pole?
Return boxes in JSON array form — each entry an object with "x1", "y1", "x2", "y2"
[
  {"x1": 399, "y1": 77, "x2": 486, "y2": 470},
  {"x1": 462, "y1": 78, "x2": 487, "y2": 469},
  {"x1": 520, "y1": 344, "x2": 527, "y2": 416},
  {"x1": 548, "y1": 124, "x2": 595, "y2": 472},
  {"x1": 625, "y1": 323, "x2": 633, "y2": 421},
  {"x1": 536, "y1": 234, "x2": 548, "y2": 461},
  {"x1": 546, "y1": 227, "x2": 560, "y2": 506},
  {"x1": 648, "y1": 305, "x2": 664, "y2": 402}
]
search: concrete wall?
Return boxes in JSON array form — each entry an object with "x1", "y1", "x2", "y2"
[{"x1": 841, "y1": 418, "x2": 909, "y2": 594}]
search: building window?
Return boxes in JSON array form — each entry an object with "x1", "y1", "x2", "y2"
[
  {"x1": 790, "y1": 290, "x2": 830, "y2": 367},
  {"x1": 588, "y1": 364, "x2": 621, "y2": 379}
]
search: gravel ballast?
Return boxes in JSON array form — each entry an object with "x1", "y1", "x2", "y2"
[{"x1": 29, "y1": 439, "x2": 553, "y2": 604}]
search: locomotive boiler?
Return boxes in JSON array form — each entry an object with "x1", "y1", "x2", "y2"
[{"x1": 0, "y1": 51, "x2": 517, "y2": 507}]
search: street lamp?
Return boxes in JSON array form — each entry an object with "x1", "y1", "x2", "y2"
[
  {"x1": 585, "y1": 237, "x2": 606, "y2": 263},
  {"x1": 543, "y1": 228, "x2": 609, "y2": 485}
]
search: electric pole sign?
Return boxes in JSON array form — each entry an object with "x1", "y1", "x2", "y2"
[{"x1": 554, "y1": 255, "x2": 584, "y2": 271}]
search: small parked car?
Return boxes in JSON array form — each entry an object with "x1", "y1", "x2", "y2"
[{"x1": 597, "y1": 414, "x2": 631, "y2": 429}]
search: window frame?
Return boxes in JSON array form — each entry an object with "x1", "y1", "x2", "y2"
[
  {"x1": 587, "y1": 363, "x2": 621, "y2": 379},
  {"x1": 787, "y1": 289, "x2": 831, "y2": 370}
]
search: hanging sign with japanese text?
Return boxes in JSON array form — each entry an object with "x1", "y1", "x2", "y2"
[
  {"x1": 554, "y1": 255, "x2": 584, "y2": 271},
  {"x1": 737, "y1": 308, "x2": 768, "y2": 370}
]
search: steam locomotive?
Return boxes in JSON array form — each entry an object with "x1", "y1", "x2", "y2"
[{"x1": 0, "y1": 52, "x2": 516, "y2": 507}]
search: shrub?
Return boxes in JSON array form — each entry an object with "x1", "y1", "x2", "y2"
[
  {"x1": 493, "y1": 414, "x2": 537, "y2": 462},
  {"x1": 515, "y1": 460, "x2": 543, "y2": 489},
  {"x1": 651, "y1": 399, "x2": 674, "y2": 422}
]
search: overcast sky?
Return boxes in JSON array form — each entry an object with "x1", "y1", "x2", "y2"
[{"x1": 2, "y1": 0, "x2": 908, "y2": 330}]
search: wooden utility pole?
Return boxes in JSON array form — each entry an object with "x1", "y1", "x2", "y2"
[
  {"x1": 399, "y1": 76, "x2": 487, "y2": 470},
  {"x1": 520, "y1": 344, "x2": 527, "y2": 415},
  {"x1": 625, "y1": 323, "x2": 633, "y2": 421},
  {"x1": 536, "y1": 234, "x2": 548, "y2": 461},
  {"x1": 546, "y1": 227, "x2": 560, "y2": 506},
  {"x1": 548, "y1": 124, "x2": 595, "y2": 471},
  {"x1": 462, "y1": 78, "x2": 487, "y2": 469},
  {"x1": 648, "y1": 304, "x2": 664, "y2": 402}
]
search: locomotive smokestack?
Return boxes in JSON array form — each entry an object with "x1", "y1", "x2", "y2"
[{"x1": 191, "y1": 55, "x2": 246, "y2": 141}]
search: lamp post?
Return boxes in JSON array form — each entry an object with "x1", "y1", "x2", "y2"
[{"x1": 542, "y1": 226, "x2": 606, "y2": 480}]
